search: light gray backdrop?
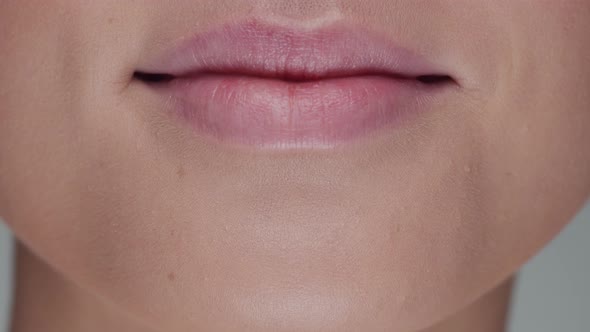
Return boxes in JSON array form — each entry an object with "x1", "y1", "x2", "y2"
[{"x1": 1, "y1": 202, "x2": 589, "y2": 331}]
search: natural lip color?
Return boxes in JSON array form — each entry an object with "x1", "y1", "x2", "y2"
[
  {"x1": 137, "y1": 19, "x2": 453, "y2": 150},
  {"x1": 139, "y1": 19, "x2": 448, "y2": 79}
]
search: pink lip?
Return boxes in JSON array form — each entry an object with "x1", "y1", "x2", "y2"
[{"x1": 137, "y1": 19, "x2": 455, "y2": 149}]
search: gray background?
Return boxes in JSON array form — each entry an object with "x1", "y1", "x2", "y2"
[{"x1": 0, "y1": 202, "x2": 589, "y2": 331}]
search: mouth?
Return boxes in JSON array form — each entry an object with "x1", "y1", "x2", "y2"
[
  {"x1": 134, "y1": 67, "x2": 452, "y2": 85},
  {"x1": 134, "y1": 19, "x2": 458, "y2": 149}
]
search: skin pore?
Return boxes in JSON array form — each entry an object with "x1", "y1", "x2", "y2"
[{"x1": 1, "y1": 1, "x2": 589, "y2": 331}]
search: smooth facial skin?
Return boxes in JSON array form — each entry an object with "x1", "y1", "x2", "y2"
[{"x1": 1, "y1": 1, "x2": 589, "y2": 331}]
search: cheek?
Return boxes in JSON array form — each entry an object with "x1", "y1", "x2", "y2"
[
  {"x1": 483, "y1": 0, "x2": 590, "y2": 240},
  {"x1": 458, "y1": 0, "x2": 590, "y2": 282}
]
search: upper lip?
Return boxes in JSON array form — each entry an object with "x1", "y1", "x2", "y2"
[{"x1": 135, "y1": 19, "x2": 454, "y2": 83}]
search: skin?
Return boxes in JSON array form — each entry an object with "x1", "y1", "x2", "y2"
[{"x1": 0, "y1": 1, "x2": 589, "y2": 331}]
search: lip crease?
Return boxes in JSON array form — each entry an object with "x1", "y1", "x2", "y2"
[{"x1": 136, "y1": 19, "x2": 455, "y2": 149}]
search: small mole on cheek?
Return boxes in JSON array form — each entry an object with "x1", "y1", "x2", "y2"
[
  {"x1": 176, "y1": 166, "x2": 185, "y2": 179},
  {"x1": 167, "y1": 272, "x2": 176, "y2": 282}
]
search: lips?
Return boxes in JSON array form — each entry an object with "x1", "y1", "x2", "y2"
[{"x1": 135, "y1": 19, "x2": 456, "y2": 149}]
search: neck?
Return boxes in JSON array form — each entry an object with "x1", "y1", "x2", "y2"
[{"x1": 10, "y1": 243, "x2": 514, "y2": 332}]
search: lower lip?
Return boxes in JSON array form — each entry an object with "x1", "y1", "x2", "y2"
[{"x1": 158, "y1": 74, "x2": 433, "y2": 149}]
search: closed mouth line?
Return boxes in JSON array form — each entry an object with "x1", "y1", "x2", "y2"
[{"x1": 133, "y1": 70, "x2": 454, "y2": 86}]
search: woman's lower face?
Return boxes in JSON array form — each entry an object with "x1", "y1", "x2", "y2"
[{"x1": 1, "y1": 1, "x2": 589, "y2": 331}]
